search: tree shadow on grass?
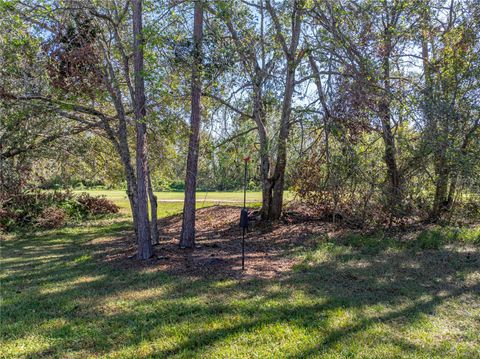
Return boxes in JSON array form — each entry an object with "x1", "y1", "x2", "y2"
[
  {"x1": 141, "y1": 243, "x2": 479, "y2": 357},
  {"x1": 1, "y1": 214, "x2": 479, "y2": 358}
]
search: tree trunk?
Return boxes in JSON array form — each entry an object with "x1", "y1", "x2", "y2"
[
  {"x1": 446, "y1": 174, "x2": 457, "y2": 211},
  {"x1": 431, "y1": 150, "x2": 449, "y2": 220},
  {"x1": 115, "y1": 130, "x2": 138, "y2": 238},
  {"x1": 420, "y1": 6, "x2": 447, "y2": 222},
  {"x1": 98, "y1": 63, "x2": 140, "y2": 237},
  {"x1": 252, "y1": 80, "x2": 273, "y2": 220},
  {"x1": 132, "y1": 0, "x2": 153, "y2": 259},
  {"x1": 263, "y1": 0, "x2": 303, "y2": 220},
  {"x1": 269, "y1": 65, "x2": 296, "y2": 220},
  {"x1": 380, "y1": 100, "x2": 402, "y2": 207},
  {"x1": 126, "y1": 177, "x2": 139, "y2": 238},
  {"x1": 180, "y1": 0, "x2": 203, "y2": 248},
  {"x1": 380, "y1": 30, "x2": 402, "y2": 214},
  {"x1": 147, "y1": 165, "x2": 159, "y2": 245}
]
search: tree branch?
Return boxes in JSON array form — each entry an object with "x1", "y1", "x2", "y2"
[
  {"x1": 203, "y1": 92, "x2": 253, "y2": 119},
  {"x1": 215, "y1": 126, "x2": 258, "y2": 148}
]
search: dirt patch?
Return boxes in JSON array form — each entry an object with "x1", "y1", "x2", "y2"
[{"x1": 100, "y1": 206, "x2": 339, "y2": 278}]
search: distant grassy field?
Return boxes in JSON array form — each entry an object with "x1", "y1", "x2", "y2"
[
  {"x1": 73, "y1": 190, "x2": 270, "y2": 216},
  {"x1": 77, "y1": 189, "x2": 264, "y2": 202}
]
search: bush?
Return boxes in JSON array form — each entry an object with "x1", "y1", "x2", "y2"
[
  {"x1": 76, "y1": 193, "x2": 119, "y2": 215},
  {"x1": 35, "y1": 207, "x2": 66, "y2": 229},
  {"x1": 459, "y1": 199, "x2": 480, "y2": 221},
  {"x1": 0, "y1": 191, "x2": 118, "y2": 232}
]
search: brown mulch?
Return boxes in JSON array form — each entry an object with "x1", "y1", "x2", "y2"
[{"x1": 100, "y1": 206, "x2": 340, "y2": 279}]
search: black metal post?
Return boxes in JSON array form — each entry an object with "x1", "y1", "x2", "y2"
[
  {"x1": 243, "y1": 158, "x2": 247, "y2": 208},
  {"x1": 242, "y1": 228, "x2": 245, "y2": 270}
]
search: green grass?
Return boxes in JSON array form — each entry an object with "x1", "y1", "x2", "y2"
[
  {"x1": 1, "y1": 196, "x2": 479, "y2": 358},
  {"x1": 73, "y1": 190, "x2": 269, "y2": 216},
  {"x1": 334, "y1": 227, "x2": 480, "y2": 254},
  {"x1": 76, "y1": 189, "x2": 266, "y2": 203}
]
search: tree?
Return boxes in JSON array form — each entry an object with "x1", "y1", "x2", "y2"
[
  {"x1": 308, "y1": 0, "x2": 417, "y2": 216},
  {"x1": 1, "y1": 0, "x2": 161, "y2": 257},
  {"x1": 206, "y1": 0, "x2": 306, "y2": 220},
  {"x1": 180, "y1": 0, "x2": 204, "y2": 248},
  {"x1": 418, "y1": 0, "x2": 480, "y2": 220},
  {"x1": 265, "y1": 0, "x2": 306, "y2": 220},
  {"x1": 132, "y1": 0, "x2": 153, "y2": 258}
]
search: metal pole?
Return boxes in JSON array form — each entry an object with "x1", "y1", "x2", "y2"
[
  {"x1": 243, "y1": 159, "x2": 247, "y2": 209},
  {"x1": 242, "y1": 228, "x2": 245, "y2": 270}
]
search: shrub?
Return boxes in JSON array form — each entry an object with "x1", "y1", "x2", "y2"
[
  {"x1": 459, "y1": 199, "x2": 480, "y2": 221},
  {"x1": 0, "y1": 191, "x2": 72, "y2": 229},
  {"x1": 35, "y1": 207, "x2": 66, "y2": 229},
  {"x1": 0, "y1": 191, "x2": 118, "y2": 232},
  {"x1": 76, "y1": 193, "x2": 119, "y2": 215}
]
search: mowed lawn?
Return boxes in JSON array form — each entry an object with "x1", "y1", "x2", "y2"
[
  {"x1": 73, "y1": 190, "x2": 268, "y2": 216},
  {"x1": 78, "y1": 190, "x2": 265, "y2": 203},
  {"x1": 1, "y1": 191, "x2": 479, "y2": 358}
]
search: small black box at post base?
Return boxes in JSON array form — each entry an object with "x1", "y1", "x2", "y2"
[{"x1": 239, "y1": 208, "x2": 249, "y2": 228}]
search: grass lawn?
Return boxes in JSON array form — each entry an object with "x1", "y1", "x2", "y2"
[
  {"x1": 1, "y1": 193, "x2": 479, "y2": 358},
  {"x1": 73, "y1": 190, "x2": 267, "y2": 216}
]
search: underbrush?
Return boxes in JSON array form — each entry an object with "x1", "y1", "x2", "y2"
[
  {"x1": 290, "y1": 145, "x2": 480, "y2": 229},
  {"x1": 0, "y1": 191, "x2": 119, "y2": 232},
  {"x1": 290, "y1": 188, "x2": 480, "y2": 229}
]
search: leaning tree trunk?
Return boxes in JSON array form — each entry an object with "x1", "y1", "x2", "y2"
[
  {"x1": 106, "y1": 125, "x2": 139, "y2": 236},
  {"x1": 132, "y1": 0, "x2": 153, "y2": 259},
  {"x1": 98, "y1": 65, "x2": 141, "y2": 238},
  {"x1": 180, "y1": 0, "x2": 203, "y2": 248}
]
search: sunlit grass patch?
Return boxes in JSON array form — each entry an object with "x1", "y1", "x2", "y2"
[{"x1": 415, "y1": 226, "x2": 480, "y2": 248}]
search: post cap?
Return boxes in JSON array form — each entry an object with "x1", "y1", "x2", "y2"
[{"x1": 243, "y1": 156, "x2": 251, "y2": 162}]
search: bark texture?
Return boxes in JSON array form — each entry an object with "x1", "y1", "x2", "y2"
[
  {"x1": 147, "y1": 165, "x2": 159, "y2": 245},
  {"x1": 265, "y1": 0, "x2": 304, "y2": 220},
  {"x1": 132, "y1": 0, "x2": 153, "y2": 259},
  {"x1": 180, "y1": 0, "x2": 203, "y2": 248},
  {"x1": 380, "y1": 26, "x2": 402, "y2": 214}
]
